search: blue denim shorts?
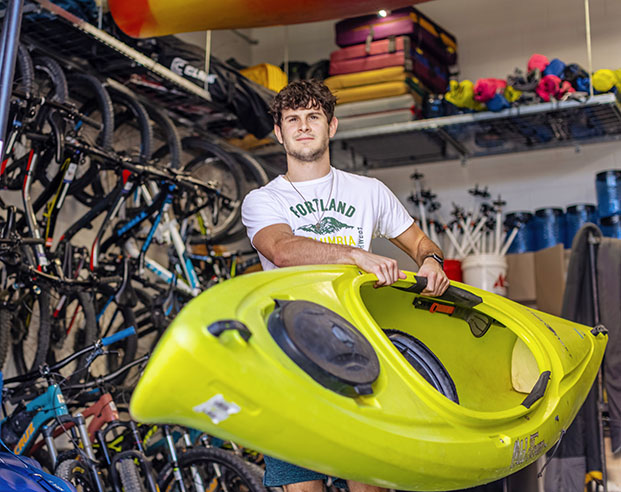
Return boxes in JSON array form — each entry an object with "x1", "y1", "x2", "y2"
[{"x1": 263, "y1": 456, "x2": 348, "y2": 488}]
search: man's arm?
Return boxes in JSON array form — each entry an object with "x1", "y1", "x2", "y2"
[
  {"x1": 252, "y1": 223, "x2": 406, "y2": 286},
  {"x1": 389, "y1": 222, "x2": 450, "y2": 296}
]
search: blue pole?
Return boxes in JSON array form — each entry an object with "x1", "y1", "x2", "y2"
[{"x1": 0, "y1": 0, "x2": 25, "y2": 161}]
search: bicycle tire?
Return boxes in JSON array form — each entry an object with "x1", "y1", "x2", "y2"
[
  {"x1": 132, "y1": 286, "x2": 174, "y2": 358},
  {"x1": 218, "y1": 150, "x2": 269, "y2": 244},
  {"x1": 32, "y1": 56, "x2": 68, "y2": 103},
  {"x1": 12, "y1": 288, "x2": 51, "y2": 375},
  {"x1": 108, "y1": 85, "x2": 153, "y2": 164},
  {"x1": 67, "y1": 73, "x2": 114, "y2": 149},
  {"x1": 0, "y1": 308, "x2": 11, "y2": 371},
  {"x1": 47, "y1": 289, "x2": 98, "y2": 383},
  {"x1": 56, "y1": 457, "x2": 97, "y2": 492},
  {"x1": 179, "y1": 138, "x2": 244, "y2": 243},
  {"x1": 14, "y1": 44, "x2": 34, "y2": 95},
  {"x1": 384, "y1": 329, "x2": 459, "y2": 404},
  {"x1": 66, "y1": 73, "x2": 115, "y2": 207},
  {"x1": 157, "y1": 447, "x2": 267, "y2": 492},
  {"x1": 144, "y1": 102, "x2": 181, "y2": 169},
  {"x1": 118, "y1": 457, "x2": 148, "y2": 492}
]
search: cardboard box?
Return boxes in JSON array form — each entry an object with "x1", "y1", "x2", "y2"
[
  {"x1": 506, "y1": 252, "x2": 536, "y2": 302},
  {"x1": 533, "y1": 244, "x2": 570, "y2": 317}
]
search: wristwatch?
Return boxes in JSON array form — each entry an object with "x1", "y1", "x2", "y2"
[{"x1": 423, "y1": 253, "x2": 444, "y2": 269}]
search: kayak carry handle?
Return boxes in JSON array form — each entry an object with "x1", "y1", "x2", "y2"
[
  {"x1": 521, "y1": 371, "x2": 551, "y2": 408},
  {"x1": 208, "y1": 320, "x2": 252, "y2": 342},
  {"x1": 405, "y1": 277, "x2": 483, "y2": 308}
]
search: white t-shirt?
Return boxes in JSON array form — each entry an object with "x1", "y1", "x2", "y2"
[{"x1": 242, "y1": 167, "x2": 414, "y2": 270}]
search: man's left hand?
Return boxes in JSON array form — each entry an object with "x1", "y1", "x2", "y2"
[{"x1": 418, "y1": 257, "x2": 450, "y2": 296}]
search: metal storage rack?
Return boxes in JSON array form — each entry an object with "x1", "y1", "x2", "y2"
[
  {"x1": 6, "y1": 0, "x2": 621, "y2": 169},
  {"x1": 12, "y1": 0, "x2": 244, "y2": 133},
  {"x1": 255, "y1": 93, "x2": 621, "y2": 168}
]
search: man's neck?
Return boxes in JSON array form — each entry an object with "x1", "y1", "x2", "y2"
[{"x1": 285, "y1": 155, "x2": 331, "y2": 182}]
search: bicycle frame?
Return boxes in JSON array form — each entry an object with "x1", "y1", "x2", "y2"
[{"x1": 1, "y1": 383, "x2": 68, "y2": 456}]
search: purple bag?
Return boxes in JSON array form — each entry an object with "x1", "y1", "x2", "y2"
[
  {"x1": 329, "y1": 37, "x2": 412, "y2": 76},
  {"x1": 335, "y1": 6, "x2": 458, "y2": 66}
]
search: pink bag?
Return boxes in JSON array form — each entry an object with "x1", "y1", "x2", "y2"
[
  {"x1": 473, "y1": 78, "x2": 507, "y2": 102},
  {"x1": 528, "y1": 54, "x2": 549, "y2": 73},
  {"x1": 536, "y1": 75, "x2": 561, "y2": 102}
]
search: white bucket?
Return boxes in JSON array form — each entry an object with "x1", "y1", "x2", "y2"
[{"x1": 461, "y1": 254, "x2": 508, "y2": 296}]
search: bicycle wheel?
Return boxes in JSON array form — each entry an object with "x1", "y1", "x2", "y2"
[
  {"x1": 178, "y1": 138, "x2": 244, "y2": 243},
  {"x1": 2, "y1": 53, "x2": 64, "y2": 191},
  {"x1": 144, "y1": 102, "x2": 181, "y2": 169},
  {"x1": 218, "y1": 149, "x2": 269, "y2": 244},
  {"x1": 118, "y1": 457, "x2": 148, "y2": 492},
  {"x1": 11, "y1": 288, "x2": 51, "y2": 375},
  {"x1": 157, "y1": 447, "x2": 267, "y2": 492},
  {"x1": 108, "y1": 85, "x2": 153, "y2": 164},
  {"x1": 0, "y1": 308, "x2": 12, "y2": 371},
  {"x1": 132, "y1": 286, "x2": 174, "y2": 359},
  {"x1": 14, "y1": 43, "x2": 34, "y2": 95},
  {"x1": 56, "y1": 457, "x2": 97, "y2": 492},
  {"x1": 47, "y1": 289, "x2": 98, "y2": 382},
  {"x1": 66, "y1": 73, "x2": 115, "y2": 207}
]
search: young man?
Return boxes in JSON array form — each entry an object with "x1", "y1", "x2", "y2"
[{"x1": 241, "y1": 80, "x2": 450, "y2": 492}]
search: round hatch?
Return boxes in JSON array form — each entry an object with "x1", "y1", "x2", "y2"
[{"x1": 268, "y1": 299, "x2": 380, "y2": 397}]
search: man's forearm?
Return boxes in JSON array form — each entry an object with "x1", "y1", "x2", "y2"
[
  {"x1": 415, "y1": 236, "x2": 444, "y2": 266},
  {"x1": 270, "y1": 235, "x2": 358, "y2": 267}
]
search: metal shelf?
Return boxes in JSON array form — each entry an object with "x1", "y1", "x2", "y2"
[
  {"x1": 330, "y1": 93, "x2": 621, "y2": 167},
  {"x1": 14, "y1": 0, "x2": 243, "y2": 132},
  {"x1": 255, "y1": 93, "x2": 621, "y2": 169}
]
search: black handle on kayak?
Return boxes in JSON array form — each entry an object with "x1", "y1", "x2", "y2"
[
  {"x1": 208, "y1": 320, "x2": 252, "y2": 342},
  {"x1": 407, "y1": 277, "x2": 483, "y2": 308}
]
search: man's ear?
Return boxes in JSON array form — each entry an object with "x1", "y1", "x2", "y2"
[
  {"x1": 274, "y1": 124, "x2": 283, "y2": 144},
  {"x1": 328, "y1": 116, "x2": 338, "y2": 138}
]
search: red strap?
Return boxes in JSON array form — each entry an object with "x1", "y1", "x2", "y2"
[{"x1": 430, "y1": 303, "x2": 455, "y2": 315}]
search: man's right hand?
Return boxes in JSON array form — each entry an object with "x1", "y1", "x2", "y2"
[{"x1": 350, "y1": 249, "x2": 406, "y2": 288}]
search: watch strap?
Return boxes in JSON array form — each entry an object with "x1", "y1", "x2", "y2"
[{"x1": 424, "y1": 253, "x2": 444, "y2": 268}]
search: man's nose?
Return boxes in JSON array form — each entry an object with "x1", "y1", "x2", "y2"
[{"x1": 298, "y1": 118, "x2": 311, "y2": 132}]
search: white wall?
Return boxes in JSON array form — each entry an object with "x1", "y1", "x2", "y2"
[
  {"x1": 176, "y1": 29, "x2": 253, "y2": 66},
  {"x1": 237, "y1": 0, "x2": 621, "y2": 264}
]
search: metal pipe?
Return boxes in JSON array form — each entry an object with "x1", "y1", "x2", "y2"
[
  {"x1": 584, "y1": 0, "x2": 594, "y2": 98},
  {"x1": 588, "y1": 232, "x2": 606, "y2": 492},
  {"x1": 0, "y1": 0, "x2": 25, "y2": 161}
]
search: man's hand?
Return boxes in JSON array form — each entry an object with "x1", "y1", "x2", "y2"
[
  {"x1": 350, "y1": 249, "x2": 407, "y2": 288},
  {"x1": 418, "y1": 257, "x2": 450, "y2": 296}
]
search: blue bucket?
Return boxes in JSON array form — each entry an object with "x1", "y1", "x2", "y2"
[
  {"x1": 565, "y1": 204, "x2": 597, "y2": 248},
  {"x1": 534, "y1": 208, "x2": 565, "y2": 250},
  {"x1": 600, "y1": 214, "x2": 621, "y2": 239},
  {"x1": 596, "y1": 170, "x2": 621, "y2": 218},
  {"x1": 505, "y1": 212, "x2": 534, "y2": 253}
]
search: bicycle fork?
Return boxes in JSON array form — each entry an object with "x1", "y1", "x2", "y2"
[{"x1": 163, "y1": 425, "x2": 212, "y2": 492}]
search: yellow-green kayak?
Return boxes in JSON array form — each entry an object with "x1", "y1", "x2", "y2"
[{"x1": 130, "y1": 266, "x2": 607, "y2": 491}]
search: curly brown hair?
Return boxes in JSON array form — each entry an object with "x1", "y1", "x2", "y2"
[{"x1": 270, "y1": 80, "x2": 337, "y2": 127}]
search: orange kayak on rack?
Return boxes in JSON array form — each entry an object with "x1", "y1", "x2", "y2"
[{"x1": 108, "y1": 0, "x2": 428, "y2": 38}]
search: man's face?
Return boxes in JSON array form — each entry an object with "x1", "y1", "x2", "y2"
[{"x1": 274, "y1": 105, "x2": 338, "y2": 163}]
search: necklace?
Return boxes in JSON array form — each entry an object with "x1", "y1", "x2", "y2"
[{"x1": 285, "y1": 169, "x2": 335, "y2": 233}]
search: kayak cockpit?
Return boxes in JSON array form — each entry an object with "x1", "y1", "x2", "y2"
[{"x1": 358, "y1": 282, "x2": 543, "y2": 413}]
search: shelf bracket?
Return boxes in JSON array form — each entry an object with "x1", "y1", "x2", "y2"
[{"x1": 434, "y1": 127, "x2": 469, "y2": 162}]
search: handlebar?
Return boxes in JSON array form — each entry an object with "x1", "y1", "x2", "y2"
[
  {"x1": 12, "y1": 89, "x2": 103, "y2": 130},
  {"x1": 63, "y1": 354, "x2": 149, "y2": 391},
  {"x1": 19, "y1": 263, "x2": 122, "y2": 287},
  {"x1": 102, "y1": 327, "x2": 136, "y2": 347},
  {"x1": 3, "y1": 327, "x2": 136, "y2": 385}
]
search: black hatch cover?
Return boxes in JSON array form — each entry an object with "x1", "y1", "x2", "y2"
[{"x1": 268, "y1": 299, "x2": 380, "y2": 397}]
